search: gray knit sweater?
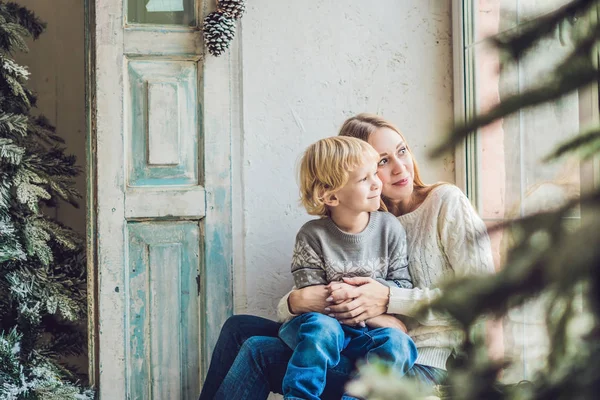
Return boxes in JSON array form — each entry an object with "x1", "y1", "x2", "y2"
[
  {"x1": 278, "y1": 185, "x2": 495, "y2": 371},
  {"x1": 291, "y1": 211, "x2": 412, "y2": 289}
]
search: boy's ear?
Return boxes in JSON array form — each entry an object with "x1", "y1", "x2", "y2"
[{"x1": 323, "y1": 193, "x2": 339, "y2": 207}]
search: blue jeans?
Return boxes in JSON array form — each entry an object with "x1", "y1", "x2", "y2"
[
  {"x1": 199, "y1": 314, "x2": 447, "y2": 400},
  {"x1": 279, "y1": 312, "x2": 418, "y2": 400}
]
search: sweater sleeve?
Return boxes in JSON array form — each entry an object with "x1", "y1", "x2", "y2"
[
  {"x1": 276, "y1": 288, "x2": 297, "y2": 323},
  {"x1": 438, "y1": 186, "x2": 496, "y2": 278},
  {"x1": 386, "y1": 286, "x2": 449, "y2": 326},
  {"x1": 291, "y1": 231, "x2": 328, "y2": 288},
  {"x1": 386, "y1": 186, "x2": 495, "y2": 326}
]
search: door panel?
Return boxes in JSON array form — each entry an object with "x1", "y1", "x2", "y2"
[
  {"x1": 124, "y1": 31, "x2": 203, "y2": 57},
  {"x1": 91, "y1": 0, "x2": 233, "y2": 398},
  {"x1": 127, "y1": 59, "x2": 198, "y2": 186},
  {"x1": 127, "y1": 222, "x2": 200, "y2": 400}
]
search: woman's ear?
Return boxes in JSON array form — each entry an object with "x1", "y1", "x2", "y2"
[{"x1": 323, "y1": 193, "x2": 339, "y2": 207}]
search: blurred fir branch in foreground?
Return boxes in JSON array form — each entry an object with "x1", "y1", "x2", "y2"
[{"x1": 348, "y1": 0, "x2": 600, "y2": 398}]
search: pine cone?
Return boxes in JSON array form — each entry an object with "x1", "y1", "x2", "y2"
[
  {"x1": 217, "y1": 0, "x2": 246, "y2": 20},
  {"x1": 202, "y1": 11, "x2": 236, "y2": 57}
]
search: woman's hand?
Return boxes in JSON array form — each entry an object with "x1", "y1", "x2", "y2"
[
  {"x1": 365, "y1": 314, "x2": 407, "y2": 333},
  {"x1": 288, "y1": 285, "x2": 330, "y2": 314},
  {"x1": 325, "y1": 277, "x2": 390, "y2": 325}
]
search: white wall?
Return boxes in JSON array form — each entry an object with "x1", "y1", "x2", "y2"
[
  {"x1": 236, "y1": 0, "x2": 455, "y2": 318},
  {"x1": 15, "y1": 0, "x2": 454, "y2": 335}
]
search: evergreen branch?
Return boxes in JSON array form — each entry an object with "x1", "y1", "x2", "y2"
[
  {"x1": 38, "y1": 148, "x2": 81, "y2": 178},
  {"x1": 491, "y1": 0, "x2": 597, "y2": 60},
  {"x1": 0, "y1": 137, "x2": 23, "y2": 165},
  {"x1": 2, "y1": 73, "x2": 30, "y2": 107},
  {"x1": 34, "y1": 217, "x2": 83, "y2": 252},
  {"x1": 47, "y1": 177, "x2": 81, "y2": 208},
  {"x1": 20, "y1": 145, "x2": 83, "y2": 207},
  {"x1": 431, "y1": 27, "x2": 600, "y2": 157},
  {"x1": 15, "y1": 174, "x2": 51, "y2": 214},
  {"x1": 7, "y1": 264, "x2": 86, "y2": 324},
  {"x1": 23, "y1": 217, "x2": 52, "y2": 265},
  {"x1": 0, "y1": 331, "x2": 94, "y2": 399},
  {"x1": 543, "y1": 127, "x2": 600, "y2": 161},
  {"x1": 400, "y1": 2, "x2": 600, "y2": 399},
  {"x1": 0, "y1": 112, "x2": 28, "y2": 137},
  {"x1": 484, "y1": 186, "x2": 600, "y2": 236},
  {"x1": 11, "y1": 149, "x2": 81, "y2": 208},
  {"x1": 545, "y1": 290, "x2": 577, "y2": 373},
  {"x1": 0, "y1": 56, "x2": 29, "y2": 80},
  {"x1": 37, "y1": 320, "x2": 85, "y2": 359},
  {"x1": 0, "y1": 327, "x2": 22, "y2": 374},
  {"x1": 0, "y1": 20, "x2": 28, "y2": 52},
  {"x1": 0, "y1": 171, "x2": 12, "y2": 212},
  {"x1": 528, "y1": 343, "x2": 600, "y2": 399},
  {"x1": 0, "y1": 216, "x2": 25, "y2": 263},
  {"x1": 3, "y1": 2, "x2": 46, "y2": 39},
  {"x1": 30, "y1": 116, "x2": 64, "y2": 145}
]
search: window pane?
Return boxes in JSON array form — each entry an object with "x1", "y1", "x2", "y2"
[
  {"x1": 127, "y1": 0, "x2": 196, "y2": 26},
  {"x1": 469, "y1": 0, "x2": 589, "y2": 382}
]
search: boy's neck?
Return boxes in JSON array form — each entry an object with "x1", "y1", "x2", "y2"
[{"x1": 329, "y1": 210, "x2": 370, "y2": 234}]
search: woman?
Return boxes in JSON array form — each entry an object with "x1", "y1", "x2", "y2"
[{"x1": 199, "y1": 113, "x2": 495, "y2": 400}]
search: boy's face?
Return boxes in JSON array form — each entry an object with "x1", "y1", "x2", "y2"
[{"x1": 329, "y1": 159, "x2": 382, "y2": 214}]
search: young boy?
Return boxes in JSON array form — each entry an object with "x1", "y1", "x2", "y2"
[{"x1": 279, "y1": 136, "x2": 416, "y2": 400}]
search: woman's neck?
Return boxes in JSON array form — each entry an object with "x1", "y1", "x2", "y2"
[{"x1": 387, "y1": 187, "x2": 429, "y2": 216}]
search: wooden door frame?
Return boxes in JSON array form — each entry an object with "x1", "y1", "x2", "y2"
[{"x1": 85, "y1": 0, "x2": 235, "y2": 392}]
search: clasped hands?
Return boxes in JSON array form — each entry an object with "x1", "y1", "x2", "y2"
[{"x1": 325, "y1": 277, "x2": 407, "y2": 333}]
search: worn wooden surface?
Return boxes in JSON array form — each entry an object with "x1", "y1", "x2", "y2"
[
  {"x1": 199, "y1": 50, "x2": 234, "y2": 376},
  {"x1": 127, "y1": 59, "x2": 199, "y2": 186},
  {"x1": 127, "y1": 222, "x2": 201, "y2": 399},
  {"x1": 125, "y1": 187, "x2": 206, "y2": 219},
  {"x1": 125, "y1": 29, "x2": 203, "y2": 56},
  {"x1": 92, "y1": 0, "x2": 233, "y2": 398}
]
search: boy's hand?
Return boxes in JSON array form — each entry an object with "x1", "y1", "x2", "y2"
[
  {"x1": 364, "y1": 314, "x2": 407, "y2": 333},
  {"x1": 325, "y1": 277, "x2": 390, "y2": 325}
]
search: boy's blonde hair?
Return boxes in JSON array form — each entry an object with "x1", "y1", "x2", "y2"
[{"x1": 299, "y1": 136, "x2": 380, "y2": 216}]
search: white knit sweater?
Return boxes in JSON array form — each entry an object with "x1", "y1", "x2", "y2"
[{"x1": 277, "y1": 184, "x2": 495, "y2": 370}]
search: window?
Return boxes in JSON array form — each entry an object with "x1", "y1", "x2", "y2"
[{"x1": 455, "y1": 0, "x2": 598, "y2": 381}]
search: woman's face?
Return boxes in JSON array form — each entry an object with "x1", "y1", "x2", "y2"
[{"x1": 368, "y1": 127, "x2": 415, "y2": 202}]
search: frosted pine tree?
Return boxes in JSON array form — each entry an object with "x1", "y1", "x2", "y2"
[{"x1": 0, "y1": 2, "x2": 92, "y2": 398}]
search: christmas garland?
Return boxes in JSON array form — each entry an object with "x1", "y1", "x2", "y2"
[{"x1": 203, "y1": 0, "x2": 246, "y2": 56}]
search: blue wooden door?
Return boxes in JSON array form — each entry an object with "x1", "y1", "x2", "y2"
[{"x1": 91, "y1": 1, "x2": 233, "y2": 398}]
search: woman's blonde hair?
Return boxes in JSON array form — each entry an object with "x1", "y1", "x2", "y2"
[
  {"x1": 338, "y1": 113, "x2": 429, "y2": 189},
  {"x1": 299, "y1": 136, "x2": 380, "y2": 216}
]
